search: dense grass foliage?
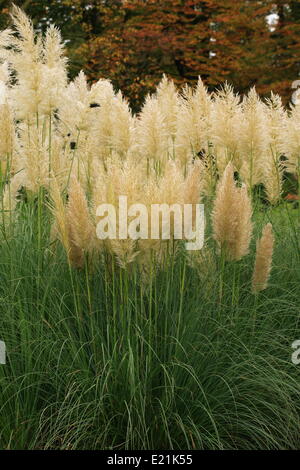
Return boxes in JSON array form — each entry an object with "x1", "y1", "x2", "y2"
[{"x1": 0, "y1": 199, "x2": 299, "y2": 450}]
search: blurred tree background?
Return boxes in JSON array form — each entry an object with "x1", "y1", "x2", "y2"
[{"x1": 1, "y1": 0, "x2": 300, "y2": 110}]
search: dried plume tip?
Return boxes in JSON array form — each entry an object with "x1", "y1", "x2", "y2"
[
  {"x1": 212, "y1": 162, "x2": 252, "y2": 260},
  {"x1": 252, "y1": 223, "x2": 274, "y2": 293}
]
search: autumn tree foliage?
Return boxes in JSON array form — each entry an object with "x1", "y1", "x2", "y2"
[
  {"x1": 2, "y1": 1, "x2": 300, "y2": 109},
  {"x1": 59, "y1": 0, "x2": 300, "y2": 110},
  {"x1": 62, "y1": 0, "x2": 221, "y2": 109},
  {"x1": 214, "y1": 0, "x2": 300, "y2": 100}
]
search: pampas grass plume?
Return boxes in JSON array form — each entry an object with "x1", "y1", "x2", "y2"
[
  {"x1": 252, "y1": 223, "x2": 274, "y2": 293},
  {"x1": 212, "y1": 162, "x2": 252, "y2": 260}
]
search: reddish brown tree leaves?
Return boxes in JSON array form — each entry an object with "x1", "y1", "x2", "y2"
[{"x1": 62, "y1": 1, "x2": 300, "y2": 109}]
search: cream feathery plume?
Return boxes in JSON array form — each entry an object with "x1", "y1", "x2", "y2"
[
  {"x1": 211, "y1": 83, "x2": 242, "y2": 174},
  {"x1": 238, "y1": 87, "x2": 268, "y2": 188},
  {"x1": 39, "y1": 24, "x2": 68, "y2": 116},
  {"x1": 156, "y1": 74, "x2": 179, "y2": 142},
  {"x1": 92, "y1": 82, "x2": 116, "y2": 160},
  {"x1": 50, "y1": 176, "x2": 96, "y2": 268},
  {"x1": 262, "y1": 159, "x2": 283, "y2": 205},
  {"x1": 110, "y1": 91, "x2": 135, "y2": 159},
  {"x1": 159, "y1": 159, "x2": 185, "y2": 205},
  {"x1": 90, "y1": 159, "x2": 108, "y2": 210},
  {"x1": 15, "y1": 115, "x2": 70, "y2": 194},
  {"x1": 102, "y1": 159, "x2": 144, "y2": 266},
  {"x1": 93, "y1": 88, "x2": 134, "y2": 161},
  {"x1": 265, "y1": 92, "x2": 286, "y2": 154},
  {"x1": 175, "y1": 77, "x2": 212, "y2": 166},
  {"x1": 252, "y1": 223, "x2": 274, "y2": 293},
  {"x1": 262, "y1": 92, "x2": 286, "y2": 204},
  {"x1": 66, "y1": 177, "x2": 96, "y2": 259},
  {"x1": 110, "y1": 239, "x2": 139, "y2": 269},
  {"x1": 1, "y1": 6, "x2": 67, "y2": 120},
  {"x1": 9, "y1": 4, "x2": 36, "y2": 52},
  {"x1": 234, "y1": 183, "x2": 253, "y2": 260},
  {"x1": 212, "y1": 162, "x2": 237, "y2": 258},
  {"x1": 43, "y1": 24, "x2": 67, "y2": 69},
  {"x1": 59, "y1": 71, "x2": 95, "y2": 133},
  {"x1": 212, "y1": 162, "x2": 253, "y2": 260},
  {"x1": 282, "y1": 102, "x2": 300, "y2": 174},
  {"x1": 135, "y1": 94, "x2": 168, "y2": 163},
  {"x1": 183, "y1": 160, "x2": 203, "y2": 205},
  {"x1": 49, "y1": 176, "x2": 70, "y2": 257},
  {"x1": 0, "y1": 102, "x2": 15, "y2": 175},
  {"x1": 17, "y1": 122, "x2": 53, "y2": 193}
]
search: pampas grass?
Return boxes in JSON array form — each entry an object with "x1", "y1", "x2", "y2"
[
  {"x1": 0, "y1": 7, "x2": 299, "y2": 206},
  {"x1": 0, "y1": 8, "x2": 299, "y2": 451},
  {"x1": 212, "y1": 162, "x2": 253, "y2": 261},
  {"x1": 252, "y1": 223, "x2": 274, "y2": 293}
]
